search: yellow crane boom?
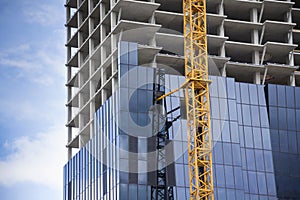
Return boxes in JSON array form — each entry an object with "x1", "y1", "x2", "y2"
[{"x1": 183, "y1": 0, "x2": 214, "y2": 199}]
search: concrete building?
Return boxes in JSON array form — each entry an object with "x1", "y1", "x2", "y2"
[{"x1": 64, "y1": 0, "x2": 300, "y2": 199}]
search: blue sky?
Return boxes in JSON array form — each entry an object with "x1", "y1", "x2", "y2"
[{"x1": 0, "y1": 0, "x2": 67, "y2": 199}]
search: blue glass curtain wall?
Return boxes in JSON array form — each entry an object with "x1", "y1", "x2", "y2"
[{"x1": 64, "y1": 41, "x2": 300, "y2": 200}]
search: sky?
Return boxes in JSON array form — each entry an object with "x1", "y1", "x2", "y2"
[{"x1": 0, "y1": 0, "x2": 67, "y2": 199}]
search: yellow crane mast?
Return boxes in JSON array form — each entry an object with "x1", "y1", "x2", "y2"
[
  {"x1": 183, "y1": 0, "x2": 214, "y2": 199},
  {"x1": 156, "y1": 0, "x2": 214, "y2": 199}
]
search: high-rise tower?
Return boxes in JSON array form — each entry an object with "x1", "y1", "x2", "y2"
[{"x1": 64, "y1": 0, "x2": 300, "y2": 199}]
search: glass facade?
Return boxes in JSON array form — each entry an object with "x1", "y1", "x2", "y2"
[
  {"x1": 266, "y1": 85, "x2": 300, "y2": 199},
  {"x1": 64, "y1": 42, "x2": 300, "y2": 200}
]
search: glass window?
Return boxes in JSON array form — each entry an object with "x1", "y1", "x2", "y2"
[
  {"x1": 128, "y1": 184, "x2": 137, "y2": 200},
  {"x1": 237, "y1": 103, "x2": 242, "y2": 125},
  {"x1": 261, "y1": 128, "x2": 271, "y2": 150},
  {"x1": 296, "y1": 87, "x2": 300, "y2": 109},
  {"x1": 279, "y1": 130, "x2": 288, "y2": 153},
  {"x1": 243, "y1": 171, "x2": 249, "y2": 193},
  {"x1": 226, "y1": 78, "x2": 236, "y2": 99},
  {"x1": 226, "y1": 189, "x2": 235, "y2": 200},
  {"x1": 246, "y1": 149, "x2": 256, "y2": 171},
  {"x1": 264, "y1": 151, "x2": 274, "y2": 173},
  {"x1": 217, "y1": 188, "x2": 227, "y2": 200},
  {"x1": 244, "y1": 127, "x2": 254, "y2": 148},
  {"x1": 223, "y1": 143, "x2": 233, "y2": 165},
  {"x1": 254, "y1": 150, "x2": 264, "y2": 172},
  {"x1": 230, "y1": 122, "x2": 239, "y2": 143},
  {"x1": 240, "y1": 83, "x2": 250, "y2": 104},
  {"x1": 269, "y1": 107, "x2": 278, "y2": 129},
  {"x1": 266, "y1": 173, "x2": 276, "y2": 196},
  {"x1": 249, "y1": 85, "x2": 258, "y2": 105},
  {"x1": 215, "y1": 164, "x2": 226, "y2": 187},
  {"x1": 138, "y1": 185, "x2": 147, "y2": 200},
  {"x1": 250, "y1": 106, "x2": 260, "y2": 127},
  {"x1": 257, "y1": 85, "x2": 266, "y2": 106},
  {"x1": 288, "y1": 132, "x2": 298, "y2": 154},
  {"x1": 210, "y1": 76, "x2": 218, "y2": 97},
  {"x1": 211, "y1": 97, "x2": 220, "y2": 119},
  {"x1": 233, "y1": 166, "x2": 244, "y2": 190},
  {"x1": 242, "y1": 105, "x2": 251, "y2": 126},
  {"x1": 277, "y1": 85, "x2": 286, "y2": 107},
  {"x1": 217, "y1": 77, "x2": 227, "y2": 98},
  {"x1": 286, "y1": 86, "x2": 295, "y2": 108},
  {"x1": 268, "y1": 85, "x2": 277, "y2": 106},
  {"x1": 278, "y1": 107, "x2": 287, "y2": 130},
  {"x1": 222, "y1": 121, "x2": 231, "y2": 142},
  {"x1": 214, "y1": 142, "x2": 224, "y2": 164},
  {"x1": 228, "y1": 99, "x2": 238, "y2": 121},
  {"x1": 232, "y1": 143, "x2": 241, "y2": 166},
  {"x1": 120, "y1": 41, "x2": 129, "y2": 64},
  {"x1": 219, "y1": 98, "x2": 228, "y2": 120},
  {"x1": 248, "y1": 171, "x2": 258, "y2": 194},
  {"x1": 235, "y1": 83, "x2": 241, "y2": 103},
  {"x1": 287, "y1": 109, "x2": 296, "y2": 131},
  {"x1": 253, "y1": 127, "x2": 262, "y2": 149},
  {"x1": 128, "y1": 42, "x2": 137, "y2": 65},
  {"x1": 239, "y1": 126, "x2": 245, "y2": 147},
  {"x1": 259, "y1": 106, "x2": 269, "y2": 128},
  {"x1": 270, "y1": 129, "x2": 279, "y2": 152}
]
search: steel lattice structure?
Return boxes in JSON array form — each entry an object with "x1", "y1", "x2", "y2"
[{"x1": 183, "y1": 0, "x2": 214, "y2": 199}]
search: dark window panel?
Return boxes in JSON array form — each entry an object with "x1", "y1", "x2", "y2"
[
  {"x1": 224, "y1": 165, "x2": 235, "y2": 188},
  {"x1": 260, "y1": 106, "x2": 269, "y2": 128},
  {"x1": 269, "y1": 107, "x2": 278, "y2": 129},
  {"x1": 288, "y1": 132, "x2": 298, "y2": 154},
  {"x1": 278, "y1": 107, "x2": 287, "y2": 130},
  {"x1": 268, "y1": 85, "x2": 277, "y2": 106},
  {"x1": 277, "y1": 85, "x2": 286, "y2": 107},
  {"x1": 279, "y1": 130, "x2": 289, "y2": 153}
]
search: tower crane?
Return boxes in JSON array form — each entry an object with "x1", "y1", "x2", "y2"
[{"x1": 155, "y1": 0, "x2": 214, "y2": 199}]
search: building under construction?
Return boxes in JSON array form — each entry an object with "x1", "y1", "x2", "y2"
[{"x1": 64, "y1": 0, "x2": 300, "y2": 199}]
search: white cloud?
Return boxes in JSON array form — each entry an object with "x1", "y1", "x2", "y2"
[
  {"x1": 0, "y1": 29, "x2": 66, "y2": 86},
  {"x1": 0, "y1": 124, "x2": 67, "y2": 190},
  {"x1": 23, "y1": 4, "x2": 63, "y2": 26}
]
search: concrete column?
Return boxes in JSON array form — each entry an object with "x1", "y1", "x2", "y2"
[
  {"x1": 253, "y1": 71, "x2": 261, "y2": 84},
  {"x1": 289, "y1": 73, "x2": 296, "y2": 86},
  {"x1": 251, "y1": 8, "x2": 260, "y2": 65}
]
